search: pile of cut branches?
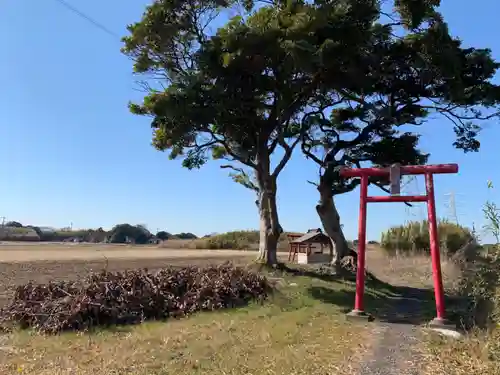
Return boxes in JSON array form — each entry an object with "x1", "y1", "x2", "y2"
[{"x1": 0, "y1": 263, "x2": 270, "y2": 334}]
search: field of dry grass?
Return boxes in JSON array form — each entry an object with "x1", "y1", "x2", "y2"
[{"x1": 365, "y1": 248, "x2": 461, "y2": 290}]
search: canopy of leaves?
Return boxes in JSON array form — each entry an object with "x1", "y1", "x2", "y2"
[
  {"x1": 122, "y1": 0, "x2": 500, "y2": 193},
  {"x1": 293, "y1": 1, "x2": 500, "y2": 194},
  {"x1": 122, "y1": 0, "x2": 383, "y2": 173},
  {"x1": 155, "y1": 231, "x2": 172, "y2": 240},
  {"x1": 174, "y1": 232, "x2": 198, "y2": 240},
  {"x1": 109, "y1": 224, "x2": 152, "y2": 244}
]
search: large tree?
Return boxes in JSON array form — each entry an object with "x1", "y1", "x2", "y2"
[
  {"x1": 121, "y1": 0, "x2": 340, "y2": 264},
  {"x1": 294, "y1": 0, "x2": 500, "y2": 267},
  {"x1": 122, "y1": 0, "x2": 500, "y2": 266}
]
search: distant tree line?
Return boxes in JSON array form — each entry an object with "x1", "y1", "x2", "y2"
[
  {"x1": 5, "y1": 221, "x2": 23, "y2": 228},
  {"x1": 0, "y1": 221, "x2": 198, "y2": 244}
]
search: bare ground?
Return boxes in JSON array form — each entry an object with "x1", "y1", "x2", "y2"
[{"x1": 0, "y1": 243, "x2": 250, "y2": 262}]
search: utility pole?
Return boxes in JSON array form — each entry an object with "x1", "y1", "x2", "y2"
[{"x1": 0, "y1": 216, "x2": 5, "y2": 227}]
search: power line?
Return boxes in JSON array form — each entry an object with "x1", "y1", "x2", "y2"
[{"x1": 53, "y1": 0, "x2": 120, "y2": 39}]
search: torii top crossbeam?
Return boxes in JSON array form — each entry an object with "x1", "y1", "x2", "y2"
[{"x1": 339, "y1": 163, "x2": 458, "y2": 178}]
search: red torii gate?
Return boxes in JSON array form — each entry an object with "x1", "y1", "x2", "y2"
[{"x1": 339, "y1": 163, "x2": 458, "y2": 328}]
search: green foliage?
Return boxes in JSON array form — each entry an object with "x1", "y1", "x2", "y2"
[
  {"x1": 194, "y1": 230, "x2": 261, "y2": 250},
  {"x1": 122, "y1": 0, "x2": 500, "y2": 263},
  {"x1": 173, "y1": 232, "x2": 198, "y2": 240},
  {"x1": 190, "y1": 230, "x2": 298, "y2": 250},
  {"x1": 108, "y1": 224, "x2": 152, "y2": 244},
  {"x1": 0, "y1": 226, "x2": 40, "y2": 242},
  {"x1": 483, "y1": 182, "x2": 500, "y2": 246},
  {"x1": 4, "y1": 221, "x2": 23, "y2": 228},
  {"x1": 121, "y1": 0, "x2": 305, "y2": 173},
  {"x1": 456, "y1": 254, "x2": 500, "y2": 330},
  {"x1": 380, "y1": 220, "x2": 473, "y2": 256},
  {"x1": 447, "y1": 181, "x2": 500, "y2": 368},
  {"x1": 293, "y1": 1, "x2": 499, "y2": 195},
  {"x1": 123, "y1": 0, "x2": 499, "y2": 187},
  {"x1": 156, "y1": 231, "x2": 171, "y2": 241}
]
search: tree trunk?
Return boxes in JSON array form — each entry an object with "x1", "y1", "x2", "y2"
[
  {"x1": 257, "y1": 208, "x2": 279, "y2": 265},
  {"x1": 255, "y1": 154, "x2": 281, "y2": 266},
  {"x1": 316, "y1": 179, "x2": 352, "y2": 269}
]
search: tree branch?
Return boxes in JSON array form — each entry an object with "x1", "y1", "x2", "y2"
[
  {"x1": 206, "y1": 129, "x2": 258, "y2": 169},
  {"x1": 272, "y1": 136, "x2": 301, "y2": 178},
  {"x1": 220, "y1": 164, "x2": 259, "y2": 192}
]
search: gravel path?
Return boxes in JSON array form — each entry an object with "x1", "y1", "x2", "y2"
[
  {"x1": 356, "y1": 291, "x2": 431, "y2": 375},
  {"x1": 358, "y1": 322, "x2": 422, "y2": 375}
]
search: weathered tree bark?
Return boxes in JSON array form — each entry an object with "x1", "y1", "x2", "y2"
[
  {"x1": 255, "y1": 152, "x2": 282, "y2": 266},
  {"x1": 256, "y1": 197, "x2": 279, "y2": 265},
  {"x1": 316, "y1": 178, "x2": 352, "y2": 269}
]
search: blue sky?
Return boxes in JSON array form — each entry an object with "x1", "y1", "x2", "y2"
[{"x1": 0, "y1": 0, "x2": 498, "y2": 241}]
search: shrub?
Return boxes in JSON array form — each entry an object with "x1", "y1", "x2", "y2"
[
  {"x1": 424, "y1": 182, "x2": 500, "y2": 370},
  {"x1": 174, "y1": 232, "x2": 198, "y2": 240},
  {"x1": 447, "y1": 182, "x2": 500, "y2": 333},
  {"x1": 380, "y1": 219, "x2": 473, "y2": 256},
  {"x1": 0, "y1": 264, "x2": 270, "y2": 334},
  {"x1": 5, "y1": 221, "x2": 22, "y2": 228},
  {"x1": 108, "y1": 224, "x2": 152, "y2": 244},
  {"x1": 156, "y1": 231, "x2": 171, "y2": 240},
  {"x1": 0, "y1": 227, "x2": 40, "y2": 241},
  {"x1": 455, "y1": 250, "x2": 500, "y2": 329},
  {"x1": 193, "y1": 230, "x2": 260, "y2": 250},
  {"x1": 189, "y1": 230, "x2": 293, "y2": 251}
]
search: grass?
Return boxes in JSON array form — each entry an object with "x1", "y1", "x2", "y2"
[
  {"x1": 1, "y1": 242, "x2": 494, "y2": 374},
  {"x1": 363, "y1": 248, "x2": 500, "y2": 375},
  {"x1": 416, "y1": 247, "x2": 500, "y2": 375},
  {"x1": 0, "y1": 270, "x2": 379, "y2": 375},
  {"x1": 365, "y1": 250, "x2": 462, "y2": 290},
  {"x1": 419, "y1": 330, "x2": 500, "y2": 375},
  {"x1": 0, "y1": 245, "x2": 458, "y2": 375}
]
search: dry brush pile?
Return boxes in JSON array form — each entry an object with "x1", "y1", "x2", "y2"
[{"x1": 0, "y1": 263, "x2": 271, "y2": 334}]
